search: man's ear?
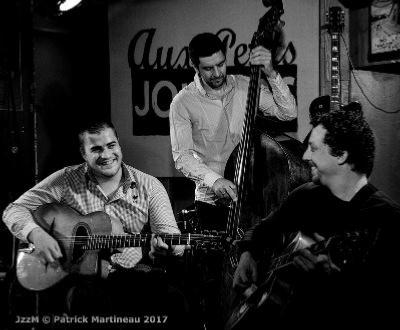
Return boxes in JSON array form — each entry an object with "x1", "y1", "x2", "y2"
[{"x1": 337, "y1": 151, "x2": 348, "y2": 165}]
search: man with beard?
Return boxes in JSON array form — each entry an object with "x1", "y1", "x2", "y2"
[
  {"x1": 3, "y1": 120, "x2": 188, "y2": 328},
  {"x1": 231, "y1": 104, "x2": 400, "y2": 328},
  {"x1": 169, "y1": 32, "x2": 296, "y2": 231},
  {"x1": 169, "y1": 32, "x2": 296, "y2": 330}
]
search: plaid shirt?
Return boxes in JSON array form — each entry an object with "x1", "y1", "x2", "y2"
[{"x1": 2, "y1": 162, "x2": 181, "y2": 268}]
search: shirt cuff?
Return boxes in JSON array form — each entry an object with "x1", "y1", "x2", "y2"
[
  {"x1": 267, "y1": 71, "x2": 282, "y2": 85},
  {"x1": 203, "y1": 172, "x2": 223, "y2": 188},
  {"x1": 21, "y1": 223, "x2": 41, "y2": 242}
]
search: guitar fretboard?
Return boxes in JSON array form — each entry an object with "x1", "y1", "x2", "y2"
[
  {"x1": 83, "y1": 233, "x2": 222, "y2": 250},
  {"x1": 330, "y1": 32, "x2": 341, "y2": 111},
  {"x1": 327, "y1": 6, "x2": 344, "y2": 111}
]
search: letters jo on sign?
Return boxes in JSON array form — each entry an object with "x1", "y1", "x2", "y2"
[{"x1": 128, "y1": 28, "x2": 297, "y2": 136}]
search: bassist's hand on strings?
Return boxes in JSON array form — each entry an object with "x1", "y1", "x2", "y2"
[
  {"x1": 27, "y1": 227, "x2": 62, "y2": 266},
  {"x1": 233, "y1": 251, "x2": 258, "y2": 291},
  {"x1": 212, "y1": 178, "x2": 238, "y2": 203},
  {"x1": 249, "y1": 46, "x2": 277, "y2": 78}
]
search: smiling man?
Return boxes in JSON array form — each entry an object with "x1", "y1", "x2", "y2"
[
  {"x1": 3, "y1": 120, "x2": 182, "y2": 267},
  {"x1": 231, "y1": 104, "x2": 400, "y2": 328},
  {"x1": 169, "y1": 32, "x2": 297, "y2": 232},
  {"x1": 2, "y1": 120, "x2": 187, "y2": 323},
  {"x1": 169, "y1": 31, "x2": 297, "y2": 330}
]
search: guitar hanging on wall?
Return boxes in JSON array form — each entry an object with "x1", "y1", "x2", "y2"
[{"x1": 309, "y1": 6, "x2": 345, "y2": 118}]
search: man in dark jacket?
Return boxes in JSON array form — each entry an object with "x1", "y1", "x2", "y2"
[{"x1": 231, "y1": 103, "x2": 400, "y2": 328}]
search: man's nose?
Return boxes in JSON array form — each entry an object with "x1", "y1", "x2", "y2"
[
  {"x1": 302, "y1": 146, "x2": 311, "y2": 161},
  {"x1": 100, "y1": 148, "x2": 112, "y2": 158},
  {"x1": 213, "y1": 66, "x2": 221, "y2": 77}
]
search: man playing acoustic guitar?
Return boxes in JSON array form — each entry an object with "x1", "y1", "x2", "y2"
[
  {"x1": 3, "y1": 119, "x2": 189, "y2": 328},
  {"x1": 231, "y1": 104, "x2": 400, "y2": 328}
]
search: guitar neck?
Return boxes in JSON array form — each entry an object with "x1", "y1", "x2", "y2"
[
  {"x1": 84, "y1": 233, "x2": 219, "y2": 250},
  {"x1": 330, "y1": 31, "x2": 341, "y2": 111}
]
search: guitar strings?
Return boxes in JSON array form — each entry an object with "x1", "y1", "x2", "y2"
[{"x1": 37, "y1": 233, "x2": 223, "y2": 245}]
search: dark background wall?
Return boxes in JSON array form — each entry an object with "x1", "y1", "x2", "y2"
[
  {"x1": 1, "y1": 0, "x2": 36, "y2": 273},
  {"x1": 0, "y1": 0, "x2": 111, "y2": 272},
  {"x1": 348, "y1": 4, "x2": 400, "y2": 206},
  {"x1": 0, "y1": 0, "x2": 113, "y2": 323},
  {"x1": 33, "y1": 0, "x2": 111, "y2": 178}
]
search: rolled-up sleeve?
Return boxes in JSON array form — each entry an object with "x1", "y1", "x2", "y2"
[
  {"x1": 259, "y1": 72, "x2": 297, "y2": 121},
  {"x1": 2, "y1": 169, "x2": 64, "y2": 241}
]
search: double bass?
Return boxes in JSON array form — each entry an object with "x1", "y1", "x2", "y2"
[
  {"x1": 221, "y1": 0, "x2": 311, "y2": 325},
  {"x1": 224, "y1": 0, "x2": 310, "y2": 251}
]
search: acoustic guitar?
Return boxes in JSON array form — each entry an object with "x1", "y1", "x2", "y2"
[
  {"x1": 16, "y1": 203, "x2": 224, "y2": 291},
  {"x1": 224, "y1": 229, "x2": 372, "y2": 330}
]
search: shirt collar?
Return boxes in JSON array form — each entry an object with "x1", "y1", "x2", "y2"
[
  {"x1": 84, "y1": 162, "x2": 137, "y2": 194},
  {"x1": 194, "y1": 73, "x2": 234, "y2": 99},
  {"x1": 84, "y1": 163, "x2": 96, "y2": 185},
  {"x1": 121, "y1": 162, "x2": 137, "y2": 193}
]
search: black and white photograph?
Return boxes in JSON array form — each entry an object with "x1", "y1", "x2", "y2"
[{"x1": 1, "y1": 0, "x2": 399, "y2": 329}]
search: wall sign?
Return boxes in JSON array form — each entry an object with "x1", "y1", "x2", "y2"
[{"x1": 128, "y1": 28, "x2": 297, "y2": 136}]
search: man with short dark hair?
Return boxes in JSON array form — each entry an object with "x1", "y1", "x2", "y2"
[
  {"x1": 231, "y1": 104, "x2": 400, "y2": 328},
  {"x1": 169, "y1": 31, "x2": 296, "y2": 330},
  {"x1": 3, "y1": 119, "x2": 188, "y2": 327},
  {"x1": 169, "y1": 32, "x2": 296, "y2": 231}
]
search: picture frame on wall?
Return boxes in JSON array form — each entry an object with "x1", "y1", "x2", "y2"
[{"x1": 369, "y1": 0, "x2": 400, "y2": 62}]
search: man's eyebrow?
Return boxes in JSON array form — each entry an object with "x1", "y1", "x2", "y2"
[{"x1": 203, "y1": 59, "x2": 226, "y2": 69}]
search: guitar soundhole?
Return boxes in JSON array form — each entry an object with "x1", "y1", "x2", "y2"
[{"x1": 72, "y1": 225, "x2": 90, "y2": 262}]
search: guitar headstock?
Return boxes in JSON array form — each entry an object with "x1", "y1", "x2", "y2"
[
  {"x1": 250, "y1": 0, "x2": 284, "y2": 51},
  {"x1": 190, "y1": 230, "x2": 227, "y2": 251},
  {"x1": 326, "y1": 6, "x2": 345, "y2": 35}
]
